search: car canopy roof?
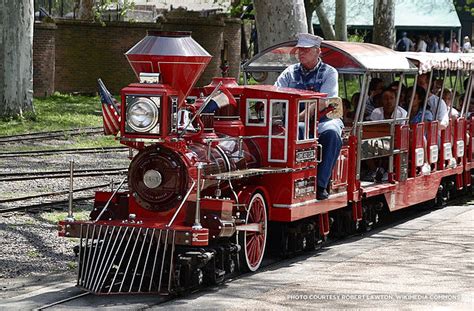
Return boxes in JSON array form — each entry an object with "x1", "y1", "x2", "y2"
[
  {"x1": 401, "y1": 52, "x2": 474, "y2": 74},
  {"x1": 242, "y1": 40, "x2": 418, "y2": 74}
]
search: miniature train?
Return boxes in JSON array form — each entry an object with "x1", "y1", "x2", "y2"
[{"x1": 58, "y1": 31, "x2": 474, "y2": 295}]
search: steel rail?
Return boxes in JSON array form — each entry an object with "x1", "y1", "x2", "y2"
[
  {"x1": 0, "y1": 146, "x2": 128, "y2": 158},
  {"x1": 0, "y1": 170, "x2": 127, "y2": 182},
  {"x1": 0, "y1": 167, "x2": 128, "y2": 178},
  {"x1": 0, "y1": 196, "x2": 96, "y2": 214},
  {"x1": 0, "y1": 182, "x2": 122, "y2": 204},
  {"x1": 34, "y1": 292, "x2": 91, "y2": 310},
  {"x1": 0, "y1": 127, "x2": 101, "y2": 139},
  {"x1": 0, "y1": 128, "x2": 103, "y2": 144}
]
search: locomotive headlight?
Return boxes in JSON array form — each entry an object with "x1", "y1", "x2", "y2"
[{"x1": 126, "y1": 97, "x2": 159, "y2": 132}]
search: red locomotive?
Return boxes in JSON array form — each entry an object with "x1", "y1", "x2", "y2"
[{"x1": 58, "y1": 31, "x2": 474, "y2": 295}]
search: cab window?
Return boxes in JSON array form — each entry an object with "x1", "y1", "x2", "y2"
[
  {"x1": 246, "y1": 99, "x2": 267, "y2": 126},
  {"x1": 297, "y1": 100, "x2": 317, "y2": 141}
]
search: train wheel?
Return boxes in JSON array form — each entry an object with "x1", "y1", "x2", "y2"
[{"x1": 239, "y1": 192, "x2": 267, "y2": 272}]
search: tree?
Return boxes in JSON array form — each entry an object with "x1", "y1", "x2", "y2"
[
  {"x1": 303, "y1": 0, "x2": 318, "y2": 34},
  {"x1": 372, "y1": 0, "x2": 395, "y2": 48},
  {"x1": 0, "y1": 0, "x2": 35, "y2": 118},
  {"x1": 78, "y1": 0, "x2": 95, "y2": 20},
  {"x1": 253, "y1": 0, "x2": 308, "y2": 83},
  {"x1": 313, "y1": 0, "x2": 336, "y2": 40},
  {"x1": 253, "y1": 0, "x2": 308, "y2": 50},
  {"x1": 335, "y1": 0, "x2": 347, "y2": 41}
]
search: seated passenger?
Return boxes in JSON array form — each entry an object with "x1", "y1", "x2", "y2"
[
  {"x1": 463, "y1": 78, "x2": 474, "y2": 115},
  {"x1": 407, "y1": 86, "x2": 433, "y2": 124},
  {"x1": 417, "y1": 73, "x2": 449, "y2": 129},
  {"x1": 432, "y1": 78, "x2": 444, "y2": 96},
  {"x1": 343, "y1": 97, "x2": 355, "y2": 124},
  {"x1": 370, "y1": 88, "x2": 408, "y2": 121},
  {"x1": 364, "y1": 78, "x2": 384, "y2": 120},
  {"x1": 441, "y1": 88, "x2": 460, "y2": 118},
  {"x1": 389, "y1": 81, "x2": 407, "y2": 110}
]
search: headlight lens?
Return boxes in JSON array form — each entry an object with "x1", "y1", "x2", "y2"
[{"x1": 127, "y1": 97, "x2": 159, "y2": 132}]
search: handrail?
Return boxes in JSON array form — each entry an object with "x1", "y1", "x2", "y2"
[
  {"x1": 94, "y1": 177, "x2": 127, "y2": 222},
  {"x1": 167, "y1": 180, "x2": 196, "y2": 228},
  {"x1": 358, "y1": 118, "x2": 409, "y2": 126}
]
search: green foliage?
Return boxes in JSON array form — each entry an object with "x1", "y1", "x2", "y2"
[
  {"x1": 348, "y1": 30, "x2": 368, "y2": 43},
  {"x1": 339, "y1": 77, "x2": 360, "y2": 100},
  {"x1": 229, "y1": 0, "x2": 254, "y2": 17},
  {"x1": 95, "y1": 0, "x2": 136, "y2": 23},
  {"x1": 454, "y1": 0, "x2": 474, "y2": 16}
]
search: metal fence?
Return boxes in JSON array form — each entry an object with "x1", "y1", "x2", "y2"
[
  {"x1": 34, "y1": 0, "x2": 136, "y2": 21},
  {"x1": 34, "y1": 0, "x2": 77, "y2": 19}
]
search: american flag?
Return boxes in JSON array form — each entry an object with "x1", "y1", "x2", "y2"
[{"x1": 98, "y1": 79, "x2": 120, "y2": 136}]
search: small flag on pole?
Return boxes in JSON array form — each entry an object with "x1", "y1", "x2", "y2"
[
  {"x1": 98, "y1": 79, "x2": 120, "y2": 136},
  {"x1": 202, "y1": 86, "x2": 237, "y2": 113}
]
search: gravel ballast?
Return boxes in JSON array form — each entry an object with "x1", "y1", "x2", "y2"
[{"x1": 0, "y1": 137, "x2": 131, "y2": 283}]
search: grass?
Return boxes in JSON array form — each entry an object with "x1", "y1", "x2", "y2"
[
  {"x1": 0, "y1": 93, "x2": 121, "y2": 149},
  {"x1": 41, "y1": 209, "x2": 91, "y2": 223},
  {"x1": 67, "y1": 261, "x2": 78, "y2": 270},
  {"x1": 0, "y1": 93, "x2": 104, "y2": 136},
  {"x1": 27, "y1": 250, "x2": 40, "y2": 258}
]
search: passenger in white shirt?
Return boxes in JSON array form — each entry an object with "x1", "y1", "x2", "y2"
[
  {"x1": 442, "y1": 88, "x2": 460, "y2": 118},
  {"x1": 417, "y1": 36, "x2": 427, "y2": 52},
  {"x1": 417, "y1": 73, "x2": 449, "y2": 129},
  {"x1": 370, "y1": 88, "x2": 408, "y2": 121}
]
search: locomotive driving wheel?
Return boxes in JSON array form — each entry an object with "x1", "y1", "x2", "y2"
[{"x1": 239, "y1": 192, "x2": 267, "y2": 272}]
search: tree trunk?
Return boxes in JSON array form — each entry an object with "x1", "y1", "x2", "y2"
[
  {"x1": 372, "y1": 0, "x2": 395, "y2": 48},
  {"x1": 304, "y1": 0, "x2": 319, "y2": 34},
  {"x1": 335, "y1": 0, "x2": 347, "y2": 41},
  {"x1": 0, "y1": 0, "x2": 34, "y2": 118},
  {"x1": 78, "y1": 0, "x2": 95, "y2": 20},
  {"x1": 254, "y1": 0, "x2": 308, "y2": 50},
  {"x1": 254, "y1": 0, "x2": 308, "y2": 83},
  {"x1": 315, "y1": 1, "x2": 336, "y2": 40}
]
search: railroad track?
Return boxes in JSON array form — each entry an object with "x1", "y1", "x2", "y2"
[
  {"x1": 34, "y1": 292, "x2": 91, "y2": 310},
  {"x1": 0, "y1": 180, "x2": 127, "y2": 213},
  {"x1": 0, "y1": 196, "x2": 96, "y2": 214},
  {"x1": 0, "y1": 127, "x2": 103, "y2": 144},
  {"x1": 28, "y1": 200, "x2": 442, "y2": 310},
  {"x1": 0, "y1": 182, "x2": 118, "y2": 204},
  {"x1": 0, "y1": 167, "x2": 128, "y2": 182},
  {"x1": 0, "y1": 146, "x2": 129, "y2": 158}
]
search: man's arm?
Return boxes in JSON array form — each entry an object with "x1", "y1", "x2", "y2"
[
  {"x1": 437, "y1": 98, "x2": 449, "y2": 129},
  {"x1": 319, "y1": 67, "x2": 338, "y2": 98},
  {"x1": 274, "y1": 67, "x2": 291, "y2": 87}
]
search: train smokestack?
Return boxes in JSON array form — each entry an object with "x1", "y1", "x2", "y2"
[{"x1": 125, "y1": 31, "x2": 212, "y2": 105}]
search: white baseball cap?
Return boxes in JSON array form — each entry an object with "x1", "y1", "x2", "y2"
[{"x1": 295, "y1": 33, "x2": 323, "y2": 48}]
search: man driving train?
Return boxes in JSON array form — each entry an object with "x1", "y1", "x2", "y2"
[{"x1": 275, "y1": 33, "x2": 343, "y2": 200}]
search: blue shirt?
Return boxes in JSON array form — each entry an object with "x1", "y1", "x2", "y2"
[
  {"x1": 274, "y1": 60, "x2": 338, "y2": 98},
  {"x1": 410, "y1": 109, "x2": 433, "y2": 124}
]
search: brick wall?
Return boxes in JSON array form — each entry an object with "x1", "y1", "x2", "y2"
[
  {"x1": 33, "y1": 22, "x2": 56, "y2": 97},
  {"x1": 33, "y1": 15, "x2": 241, "y2": 96},
  {"x1": 53, "y1": 20, "x2": 151, "y2": 94},
  {"x1": 223, "y1": 18, "x2": 242, "y2": 79},
  {"x1": 161, "y1": 12, "x2": 225, "y2": 86}
]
